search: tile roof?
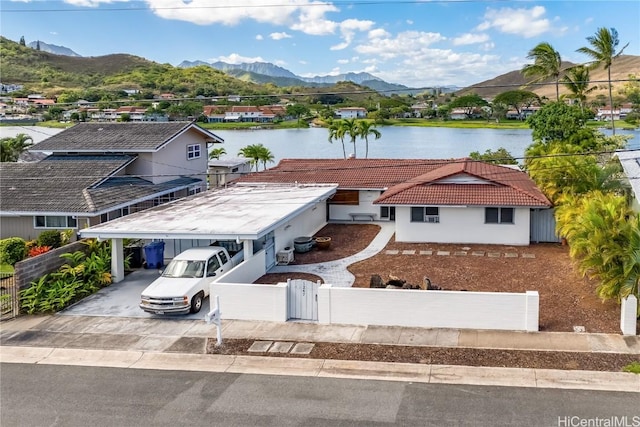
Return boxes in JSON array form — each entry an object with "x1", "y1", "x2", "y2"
[
  {"x1": 0, "y1": 156, "x2": 200, "y2": 214},
  {"x1": 238, "y1": 158, "x2": 551, "y2": 207},
  {"x1": 30, "y1": 122, "x2": 222, "y2": 153}
]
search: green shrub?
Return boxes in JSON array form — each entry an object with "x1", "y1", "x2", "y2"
[
  {"x1": 37, "y1": 230, "x2": 62, "y2": 249},
  {"x1": 0, "y1": 237, "x2": 27, "y2": 265},
  {"x1": 623, "y1": 361, "x2": 640, "y2": 374}
]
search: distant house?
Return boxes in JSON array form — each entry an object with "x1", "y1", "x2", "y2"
[
  {"x1": 208, "y1": 157, "x2": 253, "y2": 188},
  {"x1": 202, "y1": 105, "x2": 286, "y2": 123},
  {"x1": 238, "y1": 158, "x2": 553, "y2": 246},
  {"x1": 0, "y1": 122, "x2": 224, "y2": 240},
  {"x1": 596, "y1": 103, "x2": 633, "y2": 121},
  {"x1": 505, "y1": 106, "x2": 540, "y2": 120},
  {"x1": 335, "y1": 107, "x2": 367, "y2": 119}
]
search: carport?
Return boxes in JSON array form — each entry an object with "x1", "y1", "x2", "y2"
[{"x1": 80, "y1": 183, "x2": 338, "y2": 282}]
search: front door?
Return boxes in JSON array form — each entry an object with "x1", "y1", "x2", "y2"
[{"x1": 288, "y1": 279, "x2": 319, "y2": 321}]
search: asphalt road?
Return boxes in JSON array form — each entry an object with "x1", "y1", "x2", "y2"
[{"x1": 2, "y1": 363, "x2": 639, "y2": 427}]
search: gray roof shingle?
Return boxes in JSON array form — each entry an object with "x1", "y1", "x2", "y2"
[{"x1": 30, "y1": 122, "x2": 223, "y2": 153}]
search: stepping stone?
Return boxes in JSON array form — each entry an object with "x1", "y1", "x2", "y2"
[
  {"x1": 290, "y1": 343, "x2": 315, "y2": 355},
  {"x1": 453, "y1": 251, "x2": 467, "y2": 256},
  {"x1": 268, "y1": 341, "x2": 294, "y2": 353},
  {"x1": 385, "y1": 250, "x2": 400, "y2": 255},
  {"x1": 487, "y1": 252, "x2": 501, "y2": 258},
  {"x1": 402, "y1": 250, "x2": 416, "y2": 255},
  {"x1": 573, "y1": 326, "x2": 586, "y2": 333},
  {"x1": 471, "y1": 251, "x2": 485, "y2": 256},
  {"x1": 504, "y1": 252, "x2": 518, "y2": 258},
  {"x1": 436, "y1": 251, "x2": 450, "y2": 256},
  {"x1": 462, "y1": 247, "x2": 471, "y2": 251},
  {"x1": 419, "y1": 250, "x2": 433, "y2": 255},
  {"x1": 522, "y1": 253, "x2": 536, "y2": 259},
  {"x1": 248, "y1": 341, "x2": 273, "y2": 352}
]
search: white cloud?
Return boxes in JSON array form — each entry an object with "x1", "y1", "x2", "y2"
[
  {"x1": 290, "y1": 3, "x2": 339, "y2": 35},
  {"x1": 62, "y1": 0, "x2": 129, "y2": 6},
  {"x1": 49, "y1": 31, "x2": 58, "y2": 36},
  {"x1": 477, "y1": 6, "x2": 552, "y2": 38},
  {"x1": 406, "y1": 19, "x2": 413, "y2": 25},
  {"x1": 299, "y1": 60, "x2": 307, "y2": 65},
  {"x1": 337, "y1": 59, "x2": 349, "y2": 64},
  {"x1": 452, "y1": 33, "x2": 490, "y2": 46},
  {"x1": 330, "y1": 18, "x2": 374, "y2": 50},
  {"x1": 355, "y1": 30, "x2": 446, "y2": 59},
  {"x1": 368, "y1": 28, "x2": 390, "y2": 39},
  {"x1": 209, "y1": 53, "x2": 265, "y2": 64},
  {"x1": 270, "y1": 32, "x2": 292, "y2": 40},
  {"x1": 255, "y1": 34, "x2": 264, "y2": 40}
]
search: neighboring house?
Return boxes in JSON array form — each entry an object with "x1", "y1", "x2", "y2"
[
  {"x1": 208, "y1": 157, "x2": 253, "y2": 188},
  {"x1": 596, "y1": 103, "x2": 633, "y2": 121},
  {"x1": 617, "y1": 150, "x2": 640, "y2": 212},
  {"x1": 0, "y1": 122, "x2": 223, "y2": 240},
  {"x1": 335, "y1": 107, "x2": 367, "y2": 119},
  {"x1": 202, "y1": 105, "x2": 286, "y2": 123},
  {"x1": 505, "y1": 106, "x2": 540, "y2": 120},
  {"x1": 238, "y1": 158, "x2": 553, "y2": 245}
]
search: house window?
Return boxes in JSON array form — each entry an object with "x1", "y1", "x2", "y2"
[
  {"x1": 188, "y1": 186, "x2": 202, "y2": 196},
  {"x1": 34, "y1": 216, "x2": 77, "y2": 229},
  {"x1": 187, "y1": 144, "x2": 201, "y2": 160},
  {"x1": 380, "y1": 206, "x2": 389, "y2": 219},
  {"x1": 411, "y1": 207, "x2": 439, "y2": 223},
  {"x1": 231, "y1": 167, "x2": 239, "y2": 173},
  {"x1": 485, "y1": 207, "x2": 514, "y2": 224},
  {"x1": 100, "y1": 207, "x2": 130, "y2": 223},
  {"x1": 329, "y1": 190, "x2": 359, "y2": 205}
]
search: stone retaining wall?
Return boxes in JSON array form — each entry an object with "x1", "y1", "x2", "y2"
[{"x1": 14, "y1": 241, "x2": 89, "y2": 290}]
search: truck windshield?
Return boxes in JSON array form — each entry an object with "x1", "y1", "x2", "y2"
[{"x1": 161, "y1": 260, "x2": 205, "y2": 278}]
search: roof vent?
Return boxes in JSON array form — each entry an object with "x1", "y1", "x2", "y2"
[{"x1": 348, "y1": 153, "x2": 356, "y2": 159}]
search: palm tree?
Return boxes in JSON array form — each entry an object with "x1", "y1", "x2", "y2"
[
  {"x1": 327, "y1": 119, "x2": 346, "y2": 159},
  {"x1": 256, "y1": 144, "x2": 274, "y2": 170},
  {"x1": 522, "y1": 42, "x2": 563, "y2": 101},
  {"x1": 357, "y1": 120, "x2": 381, "y2": 159},
  {"x1": 237, "y1": 144, "x2": 262, "y2": 171},
  {"x1": 209, "y1": 147, "x2": 226, "y2": 160},
  {"x1": 560, "y1": 66, "x2": 596, "y2": 112},
  {"x1": 577, "y1": 27, "x2": 629, "y2": 135},
  {"x1": 0, "y1": 133, "x2": 33, "y2": 162},
  {"x1": 341, "y1": 118, "x2": 359, "y2": 158}
]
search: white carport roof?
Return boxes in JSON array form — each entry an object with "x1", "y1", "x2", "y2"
[{"x1": 80, "y1": 183, "x2": 337, "y2": 240}]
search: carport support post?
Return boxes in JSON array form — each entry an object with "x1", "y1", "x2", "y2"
[
  {"x1": 243, "y1": 240, "x2": 253, "y2": 259},
  {"x1": 111, "y1": 238, "x2": 125, "y2": 283}
]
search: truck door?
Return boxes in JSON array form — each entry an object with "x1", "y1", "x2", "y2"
[
  {"x1": 206, "y1": 254, "x2": 222, "y2": 277},
  {"x1": 217, "y1": 250, "x2": 229, "y2": 273}
]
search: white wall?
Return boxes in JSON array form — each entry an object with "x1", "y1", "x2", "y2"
[
  {"x1": 215, "y1": 249, "x2": 266, "y2": 284},
  {"x1": 211, "y1": 282, "x2": 288, "y2": 321},
  {"x1": 330, "y1": 190, "x2": 382, "y2": 221},
  {"x1": 318, "y1": 286, "x2": 539, "y2": 331},
  {"x1": 275, "y1": 201, "x2": 327, "y2": 252},
  {"x1": 394, "y1": 206, "x2": 531, "y2": 245},
  {"x1": 620, "y1": 295, "x2": 638, "y2": 336}
]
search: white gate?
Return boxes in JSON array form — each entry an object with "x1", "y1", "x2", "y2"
[{"x1": 288, "y1": 279, "x2": 319, "y2": 321}]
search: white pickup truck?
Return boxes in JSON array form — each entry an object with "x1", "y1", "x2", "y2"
[{"x1": 140, "y1": 246, "x2": 243, "y2": 315}]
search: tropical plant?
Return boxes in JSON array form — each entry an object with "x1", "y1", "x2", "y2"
[
  {"x1": 526, "y1": 102, "x2": 590, "y2": 143},
  {"x1": 327, "y1": 119, "x2": 347, "y2": 159},
  {"x1": 209, "y1": 147, "x2": 227, "y2": 160},
  {"x1": 37, "y1": 230, "x2": 62, "y2": 249},
  {"x1": 522, "y1": 42, "x2": 564, "y2": 101},
  {"x1": 356, "y1": 120, "x2": 381, "y2": 159},
  {"x1": 560, "y1": 65, "x2": 596, "y2": 111},
  {"x1": 492, "y1": 90, "x2": 540, "y2": 120},
  {"x1": 469, "y1": 148, "x2": 518, "y2": 165},
  {"x1": 238, "y1": 143, "x2": 274, "y2": 171},
  {"x1": 0, "y1": 133, "x2": 33, "y2": 162},
  {"x1": 0, "y1": 237, "x2": 27, "y2": 265},
  {"x1": 256, "y1": 144, "x2": 275, "y2": 170},
  {"x1": 28, "y1": 246, "x2": 51, "y2": 258},
  {"x1": 448, "y1": 93, "x2": 489, "y2": 118},
  {"x1": 341, "y1": 118, "x2": 360, "y2": 158},
  {"x1": 577, "y1": 27, "x2": 629, "y2": 135}
]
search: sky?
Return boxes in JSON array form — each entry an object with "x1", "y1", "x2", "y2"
[{"x1": 1, "y1": 0, "x2": 639, "y2": 88}]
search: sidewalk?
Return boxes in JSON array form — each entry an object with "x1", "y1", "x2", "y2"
[{"x1": 1, "y1": 314, "x2": 639, "y2": 392}]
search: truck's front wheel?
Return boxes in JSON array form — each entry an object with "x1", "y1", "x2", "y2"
[{"x1": 190, "y1": 292, "x2": 203, "y2": 314}]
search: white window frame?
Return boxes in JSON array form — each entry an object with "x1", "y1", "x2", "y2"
[
  {"x1": 34, "y1": 215, "x2": 77, "y2": 229},
  {"x1": 410, "y1": 206, "x2": 440, "y2": 223},
  {"x1": 187, "y1": 143, "x2": 201, "y2": 160}
]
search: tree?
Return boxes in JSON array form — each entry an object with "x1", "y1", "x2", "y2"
[
  {"x1": 256, "y1": 145, "x2": 274, "y2": 170},
  {"x1": 448, "y1": 93, "x2": 489, "y2": 118},
  {"x1": 561, "y1": 66, "x2": 596, "y2": 111},
  {"x1": 327, "y1": 119, "x2": 347, "y2": 159},
  {"x1": 492, "y1": 90, "x2": 539, "y2": 120},
  {"x1": 286, "y1": 104, "x2": 310, "y2": 120},
  {"x1": 19, "y1": 36, "x2": 25, "y2": 46},
  {"x1": 356, "y1": 120, "x2": 381, "y2": 159},
  {"x1": 469, "y1": 148, "x2": 518, "y2": 165},
  {"x1": 36, "y1": 40, "x2": 40, "y2": 51},
  {"x1": 577, "y1": 27, "x2": 629, "y2": 135},
  {"x1": 341, "y1": 118, "x2": 359, "y2": 158},
  {"x1": 0, "y1": 133, "x2": 33, "y2": 162},
  {"x1": 238, "y1": 144, "x2": 273, "y2": 171},
  {"x1": 209, "y1": 147, "x2": 226, "y2": 160},
  {"x1": 521, "y1": 42, "x2": 563, "y2": 101},
  {"x1": 526, "y1": 102, "x2": 589, "y2": 143}
]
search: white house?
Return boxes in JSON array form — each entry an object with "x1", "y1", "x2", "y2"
[
  {"x1": 335, "y1": 107, "x2": 367, "y2": 119},
  {"x1": 238, "y1": 158, "x2": 553, "y2": 246},
  {"x1": 208, "y1": 157, "x2": 253, "y2": 188}
]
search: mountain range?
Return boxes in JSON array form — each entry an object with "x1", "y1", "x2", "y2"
[{"x1": 27, "y1": 41, "x2": 81, "y2": 57}]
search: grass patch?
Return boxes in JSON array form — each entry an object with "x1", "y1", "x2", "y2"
[
  {"x1": 622, "y1": 361, "x2": 640, "y2": 374},
  {"x1": 0, "y1": 264, "x2": 15, "y2": 275}
]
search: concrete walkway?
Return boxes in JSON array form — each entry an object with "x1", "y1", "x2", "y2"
[
  {"x1": 1, "y1": 314, "x2": 639, "y2": 392},
  {"x1": 270, "y1": 221, "x2": 395, "y2": 287}
]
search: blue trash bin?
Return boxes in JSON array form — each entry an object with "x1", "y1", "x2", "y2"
[{"x1": 144, "y1": 241, "x2": 165, "y2": 269}]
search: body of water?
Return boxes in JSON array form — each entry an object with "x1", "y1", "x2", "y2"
[{"x1": 2, "y1": 125, "x2": 638, "y2": 165}]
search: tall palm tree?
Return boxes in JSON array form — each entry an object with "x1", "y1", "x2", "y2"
[
  {"x1": 256, "y1": 145, "x2": 274, "y2": 170},
  {"x1": 577, "y1": 27, "x2": 629, "y2": 135},
  {"x1": 209, "y1": 147, "x2": 226, "y2": 160},
  {"x1": 560, "y1": 66, "x2": 596, "y2": 112},
  {"x1": 0, "y1": 133, "x2": 33, "y2": 162},
  {"x1": 237, "y1": 144, "x2": 262, "y2": 171},
  {"x1": 327, "y1": 119, "x2": 346, "y2": 159},
  {"x1": 341, "y1": 118, "x2": 359, "y2": 158},
  {"x1": 522, "y1": 42, "x2": 563, "y2": 101},
  {"x1": 356, "y1": 120, "x2": 381, "y2": 159}
]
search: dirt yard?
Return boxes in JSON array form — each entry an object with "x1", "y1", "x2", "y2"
[{"x1": 255, "y1": 223, "x2": 623, "y2": 333}]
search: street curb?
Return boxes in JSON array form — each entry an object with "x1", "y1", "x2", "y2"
[{"x1": 1, "y1": 345, "x2": 638, "y2": 393}]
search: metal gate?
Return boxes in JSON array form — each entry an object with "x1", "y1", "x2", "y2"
[
  {"x1": 530, "y1": 208, "x2": 560, "y2": 243},
  {"x1": 0, "y1": 273, "x2": 19, "y2": 321},
  {"x1": 288, "y1": 279, "x2": 319, "y2": 321}
]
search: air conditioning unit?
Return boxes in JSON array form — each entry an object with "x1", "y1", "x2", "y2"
[
  {"x1": 426, "y1": 216, "x2": 440, "y2": 223},
  {"x1": 277, "y1": 247, "x2": 295, "y2": 265}
]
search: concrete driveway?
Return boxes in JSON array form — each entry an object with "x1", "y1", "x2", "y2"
[{"x1": 61, "y1": 269, "x2": 213, "y2": 320}]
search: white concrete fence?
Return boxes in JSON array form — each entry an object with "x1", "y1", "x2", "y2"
[{"x1": 211, "y1": 281, "x2": 540, "y2": 332}]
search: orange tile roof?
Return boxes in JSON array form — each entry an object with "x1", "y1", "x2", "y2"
[{"x1": 239, "y1": 158, "x2": 551, "y2": 207}]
